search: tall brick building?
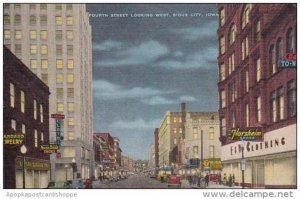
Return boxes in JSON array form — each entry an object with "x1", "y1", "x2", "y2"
[
  {"x1": 3, "y1": 46, "x2": 50, "y2": 188},
  {"x1": 217, "y1": 4, "x2": 296, "y2": 188}
]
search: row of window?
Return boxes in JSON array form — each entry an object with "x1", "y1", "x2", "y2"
[
  {"x1": 56, "y1": 88, "x2": 74, "y2": 99},
  {"x1": 191, "y1": 145, "x2": 215, "y2": 158},
  {"x1": 4, "y1": 4, "x2": 73, "y2": 11},
  {"x1": 10, "y1": 83, "x2": 44, "y2": 122},
  {"x1": 4, "y1": 29, "x2": 74, "y2": 41},
  {"x1": 10, "y1": 120, "x2": 44, "y2": 148},
  {"x1": 29, "y1": 59, "x2": 74, "y2": 69},
  {"x1": 56, "y1": 73, "x2": 74, "y2": 83},
  {"x1": 4, "y1": 14, "x2": 74, "y2": 26},
  {"x1": 56, "y1": 102, "x2": 75, "y2": 113},
  {"x1": 192, "y1": 127, "x2": 215, "y2": 140},
  {"x1": 219, "y1": 4, "x2": 252, "y2": 29},
  {"x1": 11, "y1": 44, "x2": 74, "y2": 56}
]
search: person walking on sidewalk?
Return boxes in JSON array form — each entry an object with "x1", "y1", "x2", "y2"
[
  {"x1": 205, "y1": 173, "x2": 209, "y2": 187},
  {"x1": 223, "y1": 173, "x2": 227, "y2": 186}
]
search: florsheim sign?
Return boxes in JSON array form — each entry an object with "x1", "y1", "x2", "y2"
[{"x1": 229, "y1": 127, "x2": 263, "y2": 141}]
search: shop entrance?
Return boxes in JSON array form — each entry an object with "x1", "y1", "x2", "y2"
[{"x1": 253, "y1": 162, "x2": 265, "y2": 188}]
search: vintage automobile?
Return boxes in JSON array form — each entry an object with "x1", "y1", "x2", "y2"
[
  {"x1": 67, "y1": 179, "x2": 85, "y2": 189},
  {"x1": 167, "y1": 175, "x2": 181, "y2": 188},
  {"x1": 47, "y1": 181, "x2": 70, "y2": 189}
]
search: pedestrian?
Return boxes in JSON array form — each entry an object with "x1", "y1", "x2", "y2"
[
  {"x1": 218, "y1": 173, "x2": 222, "y2": 185},
  {"x1": 205, "y1": 173, "x2": 209, "y2": 187},
  {"x1": 228, "y1": 174, "x2": 232, "y2": 187},
  {"x1": 223, "y1": 173, "x2": 227, "y2": 186},
  {"x1": 232, "y1": 174, "x2": 235, "y2": 187}
]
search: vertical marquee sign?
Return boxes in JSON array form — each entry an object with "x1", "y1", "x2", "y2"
[{"x1": 51, "y1": 114, "x2": 65, "y2": 146}]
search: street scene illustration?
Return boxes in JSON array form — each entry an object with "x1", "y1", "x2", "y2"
[{"x1": 3, "y1": 3, "x2": 296, "y2": 189}]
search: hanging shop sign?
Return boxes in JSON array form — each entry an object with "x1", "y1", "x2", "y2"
[
  {"x1": 4, "y1": 134, "x2": 25, "y2": 145},
  {"x1": 229, "y1": 127, "x2": 263, "y2": 141},
  {"x1": 51, "y1": 114, "x2": 65, "y2": 119},
  {"x1": 16, "y1": 158, "x2": 50, "y2": 171},
  {"x1": 41, "y1": 144, "x2": 59, "y2": 153},
  {"x1": 278, "y1": 53, "x2": 296, "y2": 68}
]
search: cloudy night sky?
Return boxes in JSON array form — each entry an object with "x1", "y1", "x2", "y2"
[{"x1": 87, "y1": 4, "x2": 219, "y2": 160}]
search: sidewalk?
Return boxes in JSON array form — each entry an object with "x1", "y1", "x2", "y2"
[{"x1": 181, "y1": 180, "x2": 242, "y2": 189}]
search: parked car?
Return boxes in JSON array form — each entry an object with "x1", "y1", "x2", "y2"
[
  {"x1": 68, "y1": 179, "x2": 85, "y2": 189},
  {"x1": 84, "y1": 179, "x2": 93, "y2": 189},
  {"x1": 209, "y1": 174, "x2": 219, "y2": 183},
  {"x1": 47, "y1": 181, "x2": 70, "y2": 189},
  {"x1": 167, "y1": 175, "x2": 181, "y2": 188}
]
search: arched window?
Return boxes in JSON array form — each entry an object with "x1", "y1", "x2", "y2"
[
  {"x1": 269, "y1": 45, "x2": 276, "y2": 74},
  {"x1": 287, "y1": 28, "x2": 295, "y2": 53},
  {"x1": 242, "y1": 4, "x2": 251, "y2": 29},
  {"x1": 229, "y1": 24, "x2": 236, "y2": 44},
  {"x1": 14, "y1": 14, "x2": 21, "y2": 25},
  {"x1": 276, "y1": 38, "x2": 283, "y2": 63},
  {"x1": 219, "y1": 8, "x2": 225, "y2": 27}
]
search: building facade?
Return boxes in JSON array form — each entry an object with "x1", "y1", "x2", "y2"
[
  {"x1": 217, "y1": 4, "x2": 296, "y2": 188},
  {"x1": 113, "y1": 137, "x2": 122, "y2": 169},
  {"x1": 3, "y1": 46, "x2": 50, "y2": 188},
  {"x1": 148, "y1": 144, "x2": 155, "y2": 170},
  {"x1": 154, "y1": 128, "x2": 159, "y2": 173},
  {"x1": 4, "y1": 3, "x2": 93, "y2": 181},
  {"x1": 94, "y1": 132, "x2": 115, "y2": 171}
]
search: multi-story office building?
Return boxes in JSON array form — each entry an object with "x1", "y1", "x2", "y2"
[
  {"x1": 217, "y1": 4, "x2": 296, "y2": 188},
  {"x1": 3, "y1": 46, "x2": 50, "y2": 188},
  {"x1": 154, "y1": 128, "x2": 159, "y2": 172},
  {"x1": 4, "y1": 3, "x2": 93, "y2": 180},
  {"x1": 113, "y1": 137, "x2": 122, "y2": 169}
]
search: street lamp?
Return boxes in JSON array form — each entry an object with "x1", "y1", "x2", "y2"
[
  {"x1": 65, "y1": 164, "x2": 69, "y2": 181},
  {"x1": 72, "y1": 158, "x2": 76, "y2": 179},
  {"x1": 241, "y1": 139, "x2": 246, "y2": 189},
  {"x1": 20, "y1": 145, "x2": 27, "y2": 189}
]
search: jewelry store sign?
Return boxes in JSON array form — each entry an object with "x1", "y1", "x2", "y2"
[
  {"x1": 229, "y1": 128, "x2": 263, "y2": 141},
  {"x1": 4, "y1": 134, "x2": 25, "y2": 145}
]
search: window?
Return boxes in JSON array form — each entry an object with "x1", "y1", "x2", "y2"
[
  {"x1": 29, "y1": 4, "x2": 36, "y2": 10},
  {"x1": 57, "y1": 103, "x2": 64, "y2": 112},
  {"x1": 245, "y1": 103, "x2": 249, "y2": 127},
  {"x1": 219, "y1": 8, "x2": 225, "y2": 26},
  {"x1": 67, "y1": 60, "x2": 74, "y2": 69},
  {"x1": 30, "y1": 15, "x2": 37, "y2": 25},
  {"x1": 10, "y1": 83, "x2": 15, "y2": 107},
  {"x1": 67, "y1": 45, "x2": 73, "y2": 55},
  {"x1": 57, "y1": 88, "x2": 63, "y2": 99},
  {"x1": 179, "y1": 117, "x2": 182, "y2": 123},
  {"x1": 14, "y1": 4, "x2": 21, "y2": 10},
  {"x1": 4, "y1": 30, "x2": 11, "y2": 39},
  {"x1": 173, "y1": 117, "x2": 177, "y2": 123},
  {"x1": 66, "y1": 4, "x2": 73, "y2": 10},
  {"x1": 232, "y1": 111, "x2": 236, "y2": 128},
  {"x1": 20, "y1": 91, "x2": 25, "y2": 113},
  {"x1": 174, "y1": 138, "x2": 177, "y2": 145},
  {"x1": 221, "y1": 90, "x2": 226, "y2": 108},
  {"x1": 4, "y1": 15, "x2": 10, "y2": 25},
  {"x1": 209, "y1": 127, "x2": 214, "y2": 140},
  {"x1": 22, "y1": 124, "x2": 26, "y2": 134},
  {"x1": 55, "y1": 4, "x2": 62, "y2": 10},
  {"x1": 220, "y1": 63, "x2": 225, "y2": 81},
  {"x1": 40, "y1": 104, "x2": 44, "y2": 123},
  {"x1": 56, "y1": 74, "x2": 63, "y2": 83},
  {"x1": 255, "y1": 20, "x2": 261, "y2": 41},
  {"x1": 40, "y1": 30, "x2": 48, "y2": 40},
  {"x1": 245, "y1": 71, "x2": 249, "y2": 92},
  {"x1": 193, "y1": 127, "x2": 198, "y2": 140},
  {"x1": 179, "y1": 128, "x2": 182, "y2": 134},
  {"x1": 68, "y1": 132, "x2": 75, "y2": 140},
  {"x1": 14, "y1": 15, "x2": 21, "y2": 25},
  {"x1": 269, "y1": 45, "x2": 276, "y2": 75},
  {"x1": 193, "y1": 146, "x2": 199, "y2": 156},
  {"x1": 40, "y1": 15, "x2": 47, "y2": 25},
  {"x1": 67, "y1": 102, "x2": 74, "y2": 112},
  {"x1": 68, "y1": 118, "x2": 74, "y2": 126},
  {"x1": 256, "y1": 58, "x2": 261, "y2": 82},
  {"x1": 220, "y1": 36, "x2": 225, "y2": 54},
  {"x1": 15, "y1": 44, "x2": 22, "y2": 54},
  {"x1": 41, "y1": 59, "x2": 48, "y2": 68},
  {"x1": 56, "y1": 45, "x2": 63, "y2": 55},
  {"x1": 287, "y1": 28, "x2": 295, "y2": 53},
  {"x1": 209, "y1": 146, "x2": 215, "y2": 158},
  {"x1": 221, "y1": 118, "x2": 226, "y2": 136},
  {"x1": 41, "y1": 73, "x2": 48, "y2": 85},
  {"x1": 41, "y1": 45, "x2": 48, "y2": 55},
  {"x1": 4, "y1": 4, "x2": 10, "y2": 9},
  {"x1": 257, "y1": 96, "x2": 261, "y2": 122},
  {"x1": 229, "y1": 24, "x2": 236, "y2": 44},
  {"x1": 67, "y1": 74, "x2": 74, "y2": 83},
  {"x1": 276, "y1": 38, "x2": 283, "y2": 63},
  {"x1": 30, "y1": 59, "x2": 37, "y2": 69},
  {"x1": 30, "y1": 30, "x2": 37, "y2": 40},
  {"x1": 34, "y1": 130, "x2": 38, "y2": 147},
  {"x1": 56, "y1": 30, "x2": 62, "y2": 40},
  {"x1": 67, "y1": 88, "x2": 74, "y2": 98},
  {"x1": 173, "y1": 128, "x2": 177, "y2": 134},
  {"x1": 33, "y1": 100, "x2": 37, "y2": 119},
  {"x1": 230, "y1": 80, "x2": 237, "y2": 102},
  {"x1": 56, "y1": 59, "x2": 64, "y2": 69},
  {"x1": 242, "y1": 37, "x2": 249, "y2": 60},
  {"x1": 11, "y1": 120, "x2": 16, "y2": 130},
  {"x1": 271, "y1": 91, "x2": 277, "y2": 122},
  {"x1": 30, "y1": 45, "x2": 37, "y2": 54},
  {"x1": 40, "y1": 4, "x2": 47, "y2": 10},
  {"x1": 15, "y1": 30, "x2": 22, "y2": 40},
  {"x1": 242, "y1": 4, "x2": 250, "y2": 29},
  {"x1": 278, "y1": 87, "x2": 284, "y2": 120},
  {"x1": 66, "y1": 30, "x2": 73, "y2": 40},
  {"x1": 66, "y1": 16, "x2": 74, "y2": 25},
  {"x1": 288, "y1": 80, "x2": 296, "y2": 117},
  {"x1": 41, "y1": 132, "x2": 44, "y2": 143},
  {"x1": 55, "y1": 16, "x2": 62, "y2": 25},
  {"x1": 229, "y1": 53, "x2": 235, "y2": 74}
]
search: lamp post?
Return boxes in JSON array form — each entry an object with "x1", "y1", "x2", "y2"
[
  {"x1": 20, "y1": 145, "x2": 27, "y2": 189},
  {"x1": 241, "y1": 140, "x2": 245, "y2": 189},
  {"x1": 72, "y1": 158, "x2": 76, "y2": 179},
  {"x1": 65, "y1": 164, "x2": 69, "y2": 181}
]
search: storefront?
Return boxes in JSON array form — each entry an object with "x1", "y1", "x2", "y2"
[
  {"x1": 221, "y1": 124, "x2": 296, "y2": 188},
  {"x1": 15, "y1": 157, "x2": 50, "y2": 188}
]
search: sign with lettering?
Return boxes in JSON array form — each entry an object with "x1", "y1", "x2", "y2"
[
  {"x1": 56, "y1": 119, "x2": 61, "y2": 145},
  {"x1": 4, "y1": 134, "x2": 25, "y2": 145},
  {"x1": 229, "y1": 128, "x2": 263, "y2": 141},
  {"x1": 278, "y1": 53, "x2": 296, "y2": 68},
  {"x1": 51, "y1": 114, "x2": 65, "y2": 119},
  {"x1": 16, "y1": 158, "x2": 50, "y2": 171},
  {"x1": 41, "y1": 144, "x2": 59, "y2": 153},
  {"x1": 202, "y1": 158, "x2": 222, "y2": 170}
]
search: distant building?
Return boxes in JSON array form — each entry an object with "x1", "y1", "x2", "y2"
[
  {"x1": 94, "y1": 132, "x2": 114, "y2": 171},
  {"x1": 217, "y1": 4, "x2": 296, "y2": 188},
  {"x1": 93, "y1": 134, "x2": 104, "y2": 179},
  {"x1": 148, "y1": 144, "x2": 155, "y2": 170},
  {"x1": 113, "y1": 137, "x2": 122, "y2": 169},
  {"x1": 3, "y1": 46, "x2": 50, "y2": 188},
  {"x1": 154, "y1": 128, "x2": 159, "y2": 173}
]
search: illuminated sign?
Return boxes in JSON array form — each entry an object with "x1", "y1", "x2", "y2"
[
  {"x1": 202, "y1": 159, "x2": 222, "y2": 170},
  {"x1": 56, "y1": 119, "x2": 62, "y2": 145},
  {"x1": 4, "y1": 134, "x2": 25, "y2": 145},
  {"x1": 278, "y1": 53, "x2": 296, "y2": 68},
  {"x1": 51, "y1": 114, "x2": 65, "y2": 119},
  {"x1": 229, "y1": 128, "x2": 263, "y2": 141},
  {"x1": 16, "y1": 158, "x2": 50, "y2": 171},
  {"x1": 41, "y1": 144, "x2": 59, "y2": 153}
]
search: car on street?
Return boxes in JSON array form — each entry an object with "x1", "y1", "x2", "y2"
[
  {"x1": 84, "y1": 179, "x2": 93, "y2": 189},
  {"x1": 167, "y1": 175, "x2": 181, "y2": 188},
  {"x1": 209, "y1": 174, "x2": 219, "y2": 183},
  {"x1": 68, "y1": 179, "x2": 85, "y2": 189},
  {"x1": 47, "y1": 181, "x2": 70, "y2": 189}
]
